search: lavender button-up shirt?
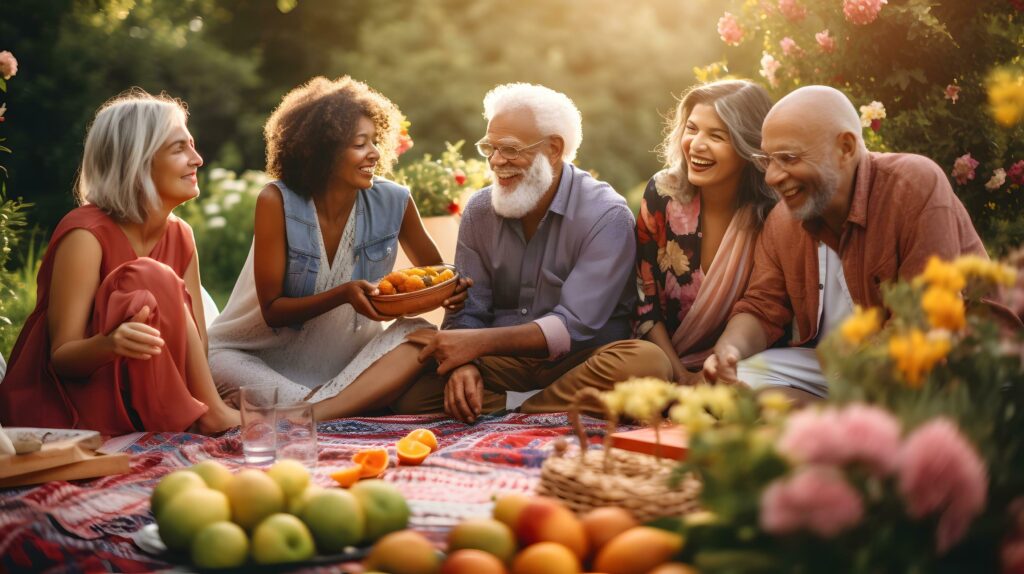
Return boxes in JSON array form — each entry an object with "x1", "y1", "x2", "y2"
[{"x1": 442, "y1": 163, "x2": 637, "y2": 358}]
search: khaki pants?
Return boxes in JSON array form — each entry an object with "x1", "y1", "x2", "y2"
[{"x1": 390, "y1": 339, "x2": 672, "y2": 416}]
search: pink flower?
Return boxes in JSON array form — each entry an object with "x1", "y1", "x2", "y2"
[
  {"x1": 453, "y1": 168, "x2": 467, "y2": 186},
  {"x1": 665, "y1": 196, "x2": 699, "y2": 235},
  {"x1": 760, "y1": 466, "x2": 864, "y2": 538},
  {"x1": 1008, "y1": 160, "x2": 1024, "y2": 186},
  {"x1": 899, "y1": 418, "x2": 988, "y2": 554},
  {"x1": 843, "y1": 0, "x2": 888, "y2": 25},
  {"x1": 675, "y1": 268, "x2": 704, "y2": 322},
  {"x1": 717, "y1": 12, "x2": 744, "y2": 46},
  {"x1": 759, "y1": 52, "x2": 781, "y2": 88},
  {"x1": 951, "y1": 153, "x2": 980, "y2": 185},
  {"x1": 777, "y1": 404, "x2": 901, "y2": 476},
  {"x1": 777, "y1": 408, "x2": 849, "y2": 466},
  {"x1": 945, "y1": 84, "x2": 961, "y2": 104},
  {"x1": 0, "y1": 51, "x2": 17, "y2": 80},
  {"x1": 815, "y1": 29, "x2": 836, "y2": 53},
  {"x1": 779, "y1": 37, "x2": 802, "y2": 57},
  {"x1": 777, "y1": 0, "x2": 807, "y2": 21}
]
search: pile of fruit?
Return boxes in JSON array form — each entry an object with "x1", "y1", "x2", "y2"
[
  {"x1": 378, "y1": 266, "x2": 456, "y2": 295},
  {"x1": 149, "y1": 459, "x2": 410, "y2": 569},
  {"x1": 361, "y1": 493, "x2": 696, "y2": 574},
  {"x1": 330, "y1": 428, "x2": 439, "y2": 487}
]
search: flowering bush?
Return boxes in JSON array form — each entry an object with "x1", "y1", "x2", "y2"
[
  {"x1": 596, "y1": 254, "x2": 1023, "y2": 572},
  {"x1": 701, "y1": 1, "x2": 1024, "y2": 254},
  {"x1": 393, "y1": 141, "x2": 489, "y2": 217},
  {"x1": 175, "y1": 168, "x2": 269, "y2": 305}
]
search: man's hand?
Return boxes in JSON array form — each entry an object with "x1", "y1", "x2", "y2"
[
  {"x1": 444, "y1": 364, "x2": 484, "y2": 423},
  {"x1": 442, "y1": 277, "x2": 474, "y2": 312},
  {"x1": 407, "y1": 328, "x2": 489, "y2": 374},
  {"x1": 703, "y1": 343, "x2": 741, "y2": 384}
]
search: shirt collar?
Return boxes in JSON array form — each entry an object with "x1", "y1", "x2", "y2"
[
  {"x1": 845, "y1": 152, "x2": 874, "y2": 229},
  {"x1": 547, "y1": 162, "x2": 573, "y2": 217}
]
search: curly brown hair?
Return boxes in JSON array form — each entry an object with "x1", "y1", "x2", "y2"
[{"x1": 264, "y1": 76, "x2": 402, "y2": 198}]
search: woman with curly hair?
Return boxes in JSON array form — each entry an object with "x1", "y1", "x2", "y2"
[
  {"x1": 635, "y1": 80, "x2": 775, "y2": 384},
  {"x1": 0, "y1": 89, "x2": 239, "y2": 435},
  {"x1": 208, "y1": 77, "x2": 469, "y2": 420}
]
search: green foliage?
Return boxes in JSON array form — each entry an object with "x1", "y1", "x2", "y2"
[
  {"x1": 0, "y1": 192, "x2": 34, "y2": 357},
  {"x1": 174, "y1": 168, "x2": 268, "y2": 307},
  {"x1": 708, "y1": 0, "x2": 1024, "y2": 255},
  {"x1": 393, "y1": 141, "x2": 489, "y2": 217}
]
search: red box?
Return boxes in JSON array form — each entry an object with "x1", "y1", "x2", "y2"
[{"x1": 609, "y1": 425, "x2": 689, "y2": 460}]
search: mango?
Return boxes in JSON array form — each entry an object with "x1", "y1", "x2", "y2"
[
  {"x1": 515, "y1": 497, "x2": 588, "y2": 559},
  {"x1": 511, "y1": 542, "x2": 581, "y2": 574},
  {"x1": 365, "y1": 529, "x2": 441, "y2": 574},
  {"x1": 593, "y1": 526, "x2": 685, "y2": 574},
  {"x1": 442, "y1": 549, "x2": 508, "y2": 574},
  {"x1": 579, "y1": 506, "x2": 638, "y2": 555},
  {"x1": 447, "y1": 518, "x2": 517, "y2": 563}
]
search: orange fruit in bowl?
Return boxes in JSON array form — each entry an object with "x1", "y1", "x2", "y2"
[
  {"x1": 353, "y1": 448, "x2": 389, "y2": 478},
  {"x1": 329, "y1": 465, "x2": 363, "y2": 488},
  {"x1": 396, "y1": 437, "x2": 431, "y2": 466},
  {"x1": 404, "y1": 428, "x2": 439, "y2": 452}
]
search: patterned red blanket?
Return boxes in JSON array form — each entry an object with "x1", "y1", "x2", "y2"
[{"x1": 0, "y1": 412, "x2": 607, "y2": 573}]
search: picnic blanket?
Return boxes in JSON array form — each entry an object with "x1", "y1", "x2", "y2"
[{"x1": 0, "y1": 412, "x2": 610, "y2": 573}]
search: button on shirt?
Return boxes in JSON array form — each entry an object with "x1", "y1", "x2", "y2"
[{"x1": 443, "y1": 163, "x2": 637, "y2": 359}]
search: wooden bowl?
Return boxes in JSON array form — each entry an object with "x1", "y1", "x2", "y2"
[{"x1": 370, "y1": 264, "x2": 459, "y2": 317}]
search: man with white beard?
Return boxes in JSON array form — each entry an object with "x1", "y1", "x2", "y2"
[
  {"x1": 702, "y1": 85, "x2": 986, "y2": 404},
  {"x1": 394, "y1": 83, "x2": 671, "y2": 422}
]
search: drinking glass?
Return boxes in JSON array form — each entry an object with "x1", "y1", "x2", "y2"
[
  {"x1": 239, "y1": 385, "x2": 278, "y2": 465},
  {"x1": 275, "y1": 401, "x2": 318, "y2": 467}
]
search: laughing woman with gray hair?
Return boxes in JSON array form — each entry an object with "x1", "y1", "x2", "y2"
[
  {"x1": 0, "y1": 89, "x2": 239, "y2": 435},
  {"x1": 634, "y1": 80, "x2": 775, "y2": 385}
]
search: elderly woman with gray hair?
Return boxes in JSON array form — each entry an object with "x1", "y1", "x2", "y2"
[{"x1": 634, "y1": 79, "x2": 776, "y2": 385}]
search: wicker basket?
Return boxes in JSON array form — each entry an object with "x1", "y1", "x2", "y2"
[{"x1": 536, "y1": 388, "x2": 702, "y2": 522}]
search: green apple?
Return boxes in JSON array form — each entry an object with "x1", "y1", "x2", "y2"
[
  {"x1": 189, "y1": 460, "x2": 234, "y2": 492},
  {"x1": 299, "y1": 489, "x2": 365, "y2": 552},
  {"x1": 267, "y1": 459, "x2": 310, "y2": 502},
  {"x1": 151, "y1": 470, "x2": 207, "y2": 517},
  {"x1": 157, "y1": 487, "x2": 231, "y2": 553},
  {"x1": 225, "y1": 469, "x2": 285, "y2": 531},
  {"x1": 288, "y1": 485, "x2": 324, "y2": 515},
  {"x1": 251, "y1": 513, "x2": 316, "y2": 564},
  {"x1": 349, "y1": 480, "x2": 410, "y2": 542},
  {"x1": 191, "y1": 521, "x2": 248, "y2": 569}
]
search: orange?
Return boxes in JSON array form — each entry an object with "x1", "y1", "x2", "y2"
[
  {"x1": 352, "y1": 448, "x2": 389, "y2": 478},
  {"x1": 396, "y1": 438, "x2": 431, "y2": 466},
  {"x1": 378, "y1": 279, "x2": 396, "y2": 295},
  {"x1": 329, "y1": 465, "x2": 363, "y2": 488},
  {"x1": 404, "y1": 275, "x2": 426, "y2": 292},
  {"x1": 404, "y1": 428, "x2": 439, "y2": 452}
]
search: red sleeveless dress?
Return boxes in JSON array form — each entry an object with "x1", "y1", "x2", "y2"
[{"x1": 0, "y1": 205, "x2": 208, "y2": 434}]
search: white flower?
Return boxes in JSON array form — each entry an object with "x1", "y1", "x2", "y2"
[
  {"x1": 209, "y1": 167, "x2": 229, "y2": 181},
  {"x1": 223, "y1": 192, "x2": 242, "y2": 209},
  {"x1": 859, "y1": 101, "x2": 887, "y2": 127},
  {"x1": 985, "y1": 168, "x2": 1007, "y2": 190},
  {"x1": 203, "y1": 202, "x2": 221, "y2": 215},
  {"x1": 759, "y1": 52, "x2": 781, "y2": 88},
  {"x1": 208, "y1": 216, "x2": 227, "y2": 229},
  {"x1": 221, "y1": 179, "x2": 247, "y2": 193}
]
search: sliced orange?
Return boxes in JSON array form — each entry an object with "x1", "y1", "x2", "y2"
[
  {"x1": 396, "y1": 437, "x2": 431, "y2": 466},
  {"x1": 352, "y1": 448, "x2": 389, "y2": 478},
  {"x1": 404, "y1": 428, "x2": 439, "y2": 452},
  {"x1": 329, "y1": 465, "x2": 363, "y2": 488}
]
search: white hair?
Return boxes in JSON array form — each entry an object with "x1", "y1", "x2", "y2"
[
  {"x1": 76, "y1": 89, "x2": 187, "y2": 223},
  {"x1": 482, "y1": 83, "x2": 583, "y2": 162}
]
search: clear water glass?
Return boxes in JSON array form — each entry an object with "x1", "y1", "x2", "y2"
[
  {"x1": 276, "y1": 400, "x2": 318, "y2": 467},
  {"x1": 240, "y1": 385, "x2": 278, "y2": 465}
]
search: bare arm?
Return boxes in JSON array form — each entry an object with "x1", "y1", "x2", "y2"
[
  {"x1": 642, "y1": 322, "x2": 693, "y2": 384},
  {"x1": 252, "y1": 184, "x2": 390, "y2": 328},
  {"x1": 49, "y1": 230, "x2": 165, "y2": 378},
  {"x1": 408, "y1": 322, "x2": 548, "y2": 375},
  {"x1": 397, "y1": 197, "x2": 442, "y2": 267},
  {"x1": 182, "y1": 250, "x2": 207, "y2": 350},
  {"x1": 702, "y1": 312, "x2": 769, "y2": 383}
]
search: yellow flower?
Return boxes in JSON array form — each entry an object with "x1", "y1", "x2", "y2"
[
  {"x1": 987, "y1": 67, "x2": 1024, "y2": 128},
  {"x1": 839, "y1": 305, "x2": 882, "y2": 345},
  {"x1": 953, "y1": 255, "x2": 1018, "y2": 287},
  {"x1": 915, "y1": 256, "x2": 965, "y2": 292},
  {"x1": 888, "y1": 329, "x2": 952, "y2": 388},
  {"x1": 669, "y1": 401, "x2": 715, "y2": 434},
  {"x1": 921, "y1": 286, "x2": 966, "y2": 331},
  {"x1": 602, "y1": 377, "x2": 676, "y2": 422},
  {"x1": 758, "y1": 390, "x2": 792, "y2": 416}
]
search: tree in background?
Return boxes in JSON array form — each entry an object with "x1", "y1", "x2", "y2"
[{"x1": 705, "y1": 0, "x2": 1024, "y2": 254}]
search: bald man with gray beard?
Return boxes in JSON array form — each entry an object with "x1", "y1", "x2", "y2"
[{"x1": 703, "y1": 85, "x2": 987, "y2": 404}]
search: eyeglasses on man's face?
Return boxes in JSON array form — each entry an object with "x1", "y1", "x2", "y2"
[
  {"x1": 750, "y1": 150, "x2": 805, "y2": 172},
  {"x1": 475, "y1": 138, "x2": 547, "y2": 161}
]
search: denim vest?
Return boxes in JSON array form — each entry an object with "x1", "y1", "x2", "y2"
[{"x1": 277, "y1": 178, "x2": 408, "y2": 302}]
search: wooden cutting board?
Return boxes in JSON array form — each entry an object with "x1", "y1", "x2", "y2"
[{"x1": 0, "y1": 428, "x2": 131, "y2": 487}]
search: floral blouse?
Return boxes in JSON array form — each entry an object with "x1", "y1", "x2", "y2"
[{"x1": 635, "y1": 177, "x2": 706, "y2": 339}]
